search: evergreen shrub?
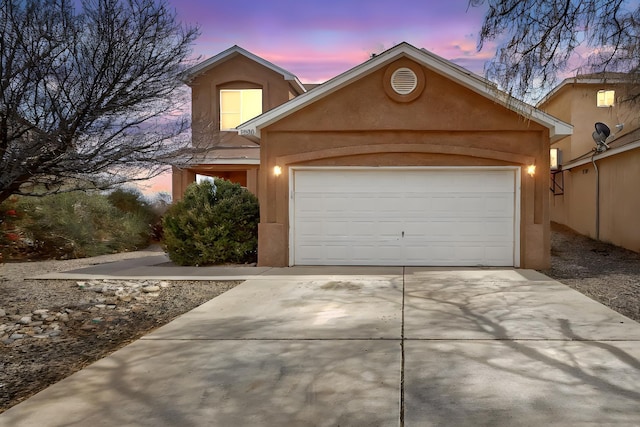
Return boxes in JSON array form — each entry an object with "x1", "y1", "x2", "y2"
[{"x1": 162, "y1": 179, "x2": 259, "y2": 266}]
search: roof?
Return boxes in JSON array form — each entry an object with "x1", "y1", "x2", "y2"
[
  {"x1": 176, "y1": 147, "x2": 261, "y2": 166},
  {"x1": 562, "y1": 127, "x2": 640, "y2": 169},
  {"x1": 537, "y1": 72, "x2": 639, "y2": 107},
  {"x1": 237, "y1": 42, "x2": 572, "y2": 143},
  {"x1": 180, "y1": 45, "x2": 306, "y2": 95}
]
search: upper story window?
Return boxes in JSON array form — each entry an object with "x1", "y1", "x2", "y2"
[
  {"x1": 596, "y1": 90, "x2": 615, "y2": 107},
  {"x1": 220, "y1": 89, "x2": 262, "y2": 130}
]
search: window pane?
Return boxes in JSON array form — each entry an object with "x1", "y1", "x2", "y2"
[
  {"x1": 220, "y1": 90, "x2": 241, "y2": 112},
  {"x1": 220, "y1": 90, "x2": 241, "y2": 129},
  {"x1": 221, "y1": 112, "x2": 241, "y2": 130},
  {"x1": 597, "y1": 90, "x2": 615, "y2": 107},
  {"x1": 241, "y1": 89, "x2": 263, "y2": 122}
]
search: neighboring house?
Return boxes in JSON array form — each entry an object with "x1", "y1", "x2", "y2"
[
  {"x1": 174, "y1": 42, "x2": 572, "y2": 268},
  {"x1": 537, "y1": 74, "x2": 640, "y2": 252}
]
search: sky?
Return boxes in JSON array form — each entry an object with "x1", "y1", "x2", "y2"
[
  {"x1": 145, "y1": 0, "x2": 496, "y2": 194},
  {"x1": 174, "y1": 0, "x2": 494, "y2": 82}
]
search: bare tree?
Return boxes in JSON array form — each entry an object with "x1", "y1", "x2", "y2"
[
  {"x1": 470, "y1": 0, "x2": 640, "y2": 102},
  {"x1": 0, "y1": 0, "x2": 199, "y2": 203}
]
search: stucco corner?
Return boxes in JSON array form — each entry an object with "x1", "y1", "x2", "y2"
[
  {"x1": 523, "y1": 224, "x2": 551, "y2": 269},
  {"x1": 258, "y1": 222, "x2": 287, "y2": 267}
]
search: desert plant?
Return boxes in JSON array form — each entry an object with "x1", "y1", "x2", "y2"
[
  {"x1": 108, "y1": 187, "x2": 161, "y2": 238},
  {"x1": 0, "y1": 192, "x2": 152, "y2": 259},
  {"x1": 162, "y1": 179, "x2": 259, "y2": 265},
  {"x1": 0, "y1": 196, "x2": 23, "y2": 261}
]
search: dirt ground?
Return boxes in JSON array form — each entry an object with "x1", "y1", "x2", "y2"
[
  {"x1": 541, "y1": 222, "x2": 640, "y2": 322},
  {"x1": 1, "y1": 223, "x2": 639, "y2": 413}
]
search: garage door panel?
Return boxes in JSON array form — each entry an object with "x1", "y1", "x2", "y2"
[
  {"x1": 292, "y1": 169, "x2": 517, "y2": 266},
  {"x1": 353, "y1": 244, "x2": 402, "y2": 263}
]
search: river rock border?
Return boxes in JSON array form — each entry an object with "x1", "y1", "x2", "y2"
[{"x1": 0, "y1": 279, "x2": 171, "y2": 344}]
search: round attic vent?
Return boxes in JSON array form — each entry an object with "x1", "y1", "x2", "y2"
[{"x1": 391, "y1": 67, "x2": 418, "y2": 95}]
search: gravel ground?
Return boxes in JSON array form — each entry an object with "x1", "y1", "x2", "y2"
[
  {"x1": 0, "y1": 249, "x2": 240, "y2": 413},
  {"x1": 541, "y1": 222, "x2": 640, "y2": 323},
  {"x1": 1, "y1": 224, "x2": 639, "y2": 413}
]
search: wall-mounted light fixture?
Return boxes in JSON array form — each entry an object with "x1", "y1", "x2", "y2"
[
  {"x1": 550, "y1": 148, "x2": 562, "y2": 171},
  {"x1": 527, "y1": 164, "x2": 536, "y2": 177},
  {"x1": 273, "y1": 165, "x2": 282, "y2": 176}
]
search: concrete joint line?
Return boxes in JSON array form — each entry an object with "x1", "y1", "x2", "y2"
[{"x1": 400, "y1": 266, "x2": 406, "y2": 427}]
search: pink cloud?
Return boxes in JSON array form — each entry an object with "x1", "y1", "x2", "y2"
[{"x1": 173, "y1": 0, "x2": 492, "y2": 82}]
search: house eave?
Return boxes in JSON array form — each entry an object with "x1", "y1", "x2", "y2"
[
  {"x1": 237, "y1": 42, "x2": 572, "y2": 142},
  {"x1": 180, "y1": 45, "x2": 306, "y2": 95},
  {"x1": 562, "y1": 140, "x2": 640, "y2": 170},
  {"x1": 537, "y1": 75, "x2": 634, "y2": 107}
]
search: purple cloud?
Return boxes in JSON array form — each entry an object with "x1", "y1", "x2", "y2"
[{"x1": 172, "y1": 0, "x2": 492, "y2": 82}]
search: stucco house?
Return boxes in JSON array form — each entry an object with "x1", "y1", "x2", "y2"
[
  {"x1": 538, "y1": 74, "x2": 640, "y2": 252},
  {"x1": 173, "y1": 42, "x2": 572, "y2": 268},
  {"x1": 173, "y1": 45, "x2": 308, "y2": 197}
]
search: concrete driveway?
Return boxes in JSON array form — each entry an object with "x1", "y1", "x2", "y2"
[{"x1": 2, "y1": 267, "x2": 640, "y2": 426}]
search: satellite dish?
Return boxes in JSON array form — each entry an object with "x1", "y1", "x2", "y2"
[
  {"x1": 592, "y1": 122, "x2": 611, "y2": 152},
  {"x1": 595, "y1": 122, "x2": 610, "y2": 138}
]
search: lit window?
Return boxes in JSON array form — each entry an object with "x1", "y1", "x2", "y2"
[
  {"x1": 550, "y1": 148, "x2": 561, "y2": 171},
  {"x1": 220, "y1": 89, "x2": 262, "y2": 130},
  {"x1": 596, "y1": 90, "x2": 615, "y2": 107}
]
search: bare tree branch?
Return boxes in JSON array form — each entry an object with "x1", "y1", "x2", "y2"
[
  {"x1": 470, "y1": 0, "x2": 640, "y2": 103},
  {"x1": 0, "y1": 0, "x2": 200, "y2": 203}
]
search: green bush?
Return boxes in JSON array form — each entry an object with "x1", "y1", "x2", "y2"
[
  {"x1": 108, "y1": 187, "x2": 161, "y2": 240},
  {"x1": 108, "y1": 188, "x2": 153, "y2": 217},
  {"x1": 162, "y1": 179, "x2": 259, "y2": 266},
  {"x1": 0, "y1": 191, "x2": 152, "y2": 260}
]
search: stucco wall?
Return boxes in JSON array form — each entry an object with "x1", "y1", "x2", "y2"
[
  {"x1": 565, "y1": 164, "x2": 598, "y2": 238},
  {"x1": 599, "y1": 150, "x2": 640, "y2": 251},
  {"x1": 171, "y1": 166, "x2": 259, "y2": 202},
  {"x1": 540, "y1": 81, "x2": 639, "y2": 252},
  {"x1": 173, "y1": 52, "x2": 297, "y2": 201},
  {"x1": 189, "y1": 54, "x2": 296, "y2": 148},
  {"x1": 257, "y1": 58, "x2": 551, "y2": 268}
]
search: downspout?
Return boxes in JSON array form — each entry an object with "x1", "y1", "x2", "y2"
[{"x1": 591, "y1": 152, "x2": 600, "y2": 240}]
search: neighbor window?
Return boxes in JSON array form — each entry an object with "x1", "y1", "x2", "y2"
[
  {"x1": 220, "y1": 89, "x2": 262, "y2": 130},
  {"x1": 596, "y1": 90, "x2": 615, "y2": 107}
]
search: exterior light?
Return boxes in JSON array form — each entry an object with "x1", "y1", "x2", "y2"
[
  {"x1": 550, "y1": 148, "x2": 561, "y2": 171},
  {"x1": 527, "y1": 164, "x2": 536, "y2": 177},
  {"x1": 273, "y1": 165, "x2": 282, "y2": 176}
]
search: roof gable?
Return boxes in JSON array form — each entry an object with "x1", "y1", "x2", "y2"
[
  {"x1": 237, "y1": 42, "x2": 572, "y2": 142},
  {"x1": 537, "y1": 73, "x2": 636, "y2": 107},
  {"x1": 181, "y1": 45, "x2": 306, "y2": 94}
]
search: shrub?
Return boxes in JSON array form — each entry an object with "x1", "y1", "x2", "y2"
[
  {"x1": 162, "y1": 179, "x2": 259, "y2": 266},
  {"x1": 0, "y1": 192, "x2": 152, "y2": 260},
  {"x1": 108, "y1": 187, "x2": 161, "y2": 240},
  {"x1": 0, "y1": 196, "x2": 23, "y2": 261}
]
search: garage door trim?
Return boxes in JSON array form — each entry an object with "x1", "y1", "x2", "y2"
[{"x1": 288, "y1": 166, "x2": 521, "y2": 267}]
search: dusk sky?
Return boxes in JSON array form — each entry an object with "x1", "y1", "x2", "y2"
[
  {"x1": 172, "y1": 0, "x2": 494, "y2": 83},
  {"x1": 148, "y1": 0, "x2": 496, "y2": 194}
]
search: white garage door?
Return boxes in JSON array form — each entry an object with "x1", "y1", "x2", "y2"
[{"x1": 291, "y1": 168, "x2": 519, "y2": 266}]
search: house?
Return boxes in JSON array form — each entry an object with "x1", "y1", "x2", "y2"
[
  {"x1": 174, "y1": 42, "x2": 572, "y2": 268},
  {"x1": 537, "y1": 74, "x2": 640, "y2": 252},
  {"x1": 173, "y1": 45, "x2": 307, "y2": 197}
]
